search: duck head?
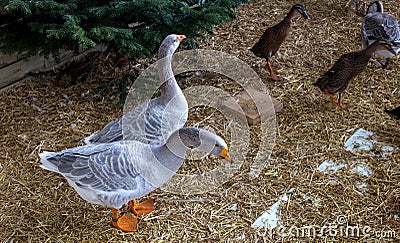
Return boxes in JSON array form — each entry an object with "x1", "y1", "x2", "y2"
[{"x1": 292, "y1": 4, "x2": 310, "y2": 20}]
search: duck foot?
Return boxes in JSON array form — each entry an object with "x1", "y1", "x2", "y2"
[
  {"x1": 266, "y1": 60, "x2": 280, "y2": 81},
  {"x1": 337, "y1": 93, "x2": 348, "y2": 110},
  {"x1": 129, "y1": 199, "x2": 155, "y2": 217},
  {"x1": 324, "y1": 90, "x2": 348, "y2": 110},
  {"x1": 111, "y1": 208, "x2": 138, "y2": 232},
  {"x1": 338, "y1": 103, "x2": 348, "y2": 110},
  {"x1": 270, "y1": 74, "x2": 280, "y2": 81},
  {"x1": 375, "y1": 59, "x2": 390, "y2": 69}
]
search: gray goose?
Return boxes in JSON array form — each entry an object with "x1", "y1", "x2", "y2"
[
  {"x1": 85, "y1": 34, "x2": 188, "y2": 145},
  {"x1": 40, "y1": 126, "x2": 231, "y2": 232},
  {"x1": 361, "y1": 1, "x2": 400, "y2": 68}
]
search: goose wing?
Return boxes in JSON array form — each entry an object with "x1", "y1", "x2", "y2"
[
  {"x1": 85, "y1": 99, "x2": 163, "y2": 145},
  {"x1": 40, "y1": 141, "x2": 158, "y2": 208},
  {"x1": 85, "y1": 95, "x2": 187, "y2": 146},
  {"x1": 363, "y1": 12, "x2": 400, "y2": 44}
]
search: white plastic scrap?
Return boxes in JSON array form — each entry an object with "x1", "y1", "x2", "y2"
[
  {"x1": 345, "y1": 128, "x2": 377, "y2": 152},
  {"x1": 231, "y1": 204, "x2": 238, "y2": 211},
  {"x1": 352, "y1": 162, "x2": 373, "y2": 177},
  {"x1": 355, "y1": 181, "x2": 368, "y2": 190},
  {"x1": 318, "y1": 159, "x2": 347, "y2": 174},
  {"x1": 381, "y1": 145, "x2": 395, "y2": 158},
  {"x1": 251, "y1": 194, "x2": 289, "y2": 228}
]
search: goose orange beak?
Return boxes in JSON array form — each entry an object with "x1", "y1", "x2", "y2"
[
  {"x1": 176, "y1": 35, "x2": 186, "y2": 43},
  {"x1": 219, "y1": 147, "x2": 231, "y2": 161}
]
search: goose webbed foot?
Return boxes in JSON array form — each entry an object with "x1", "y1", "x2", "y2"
[
  {"x1": 129, "y1": 199, "x2": 155, "y2": 217},
  {"x1": 111, "y1": 208, "x2": 138, "y2": 232}
]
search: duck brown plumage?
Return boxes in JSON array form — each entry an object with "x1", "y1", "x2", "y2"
[
  {"x1": 313, "y1": 40, "x2": 397, "y2": 110},
  {"x1": 251, "y1": 4, "x2": 310, "y2": 81},
  {"x1": 385, "y1": 106, "x2": 400, "y2": 120}
]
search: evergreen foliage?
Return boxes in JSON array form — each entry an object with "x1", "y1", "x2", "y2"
[{"x1": 0, "y1": 0, "x2": 249, "y2": 58}]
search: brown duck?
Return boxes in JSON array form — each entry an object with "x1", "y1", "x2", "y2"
[
  {"x1": 385, "y1": 106, "x2": 400, "y2": 120},
  {"x1": 251, "y1": 4, "x2": 310, "y2": 81},
  {"x1": 313, "y1": 40, "x2": 397, "y2": 110}
]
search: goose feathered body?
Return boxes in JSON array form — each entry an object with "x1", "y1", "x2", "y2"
[
  {"x1": 85, "y1": 91, "x2": 187, "y2": 145},
  {"x1": 362, "y1": 1, "x2": 400, "y2": 58},
  {"x1": 85, "y1": 34, "x2": 188, "y2": 145},
  {"x1": 40, "y1": 141, "x2": 160, "y2": 209},
  {"x1": 40, "y1": 127, "x2": 230, "y2": 210}
]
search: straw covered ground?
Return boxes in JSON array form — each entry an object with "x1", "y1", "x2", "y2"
[{"x1": 1, "y1": 0, "x2": 399, "y2": 242}]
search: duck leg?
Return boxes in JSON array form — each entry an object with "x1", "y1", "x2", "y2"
[
  {"x1": 129, "y1": 199, "x2": 155, "y2": 217},
  {"x1": 324, "y1": 90, "x2": 340, "y2": 107},
  {"x1": 337, "y1": 93, "x2": 348, "y2": 110},
  {"x1": 324, "y1": 90, "x2": 347, "y2": 110},
  {"x1": 266, "y1": 59, "x2": 280, "y2": 81},
  {"x1": 111, "y1": 208, "x2": 138, "y2": 232}
]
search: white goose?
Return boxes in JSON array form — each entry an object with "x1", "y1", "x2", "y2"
[
  {"x1": 85, "y1": 34, "x2": 188, "y2": 145},
  {"x1": 40, "y1": 126, "x2": 231, "y2": 232},
  {"x1": 361, "y1": 1, "x2": 400, "y2": 67}
]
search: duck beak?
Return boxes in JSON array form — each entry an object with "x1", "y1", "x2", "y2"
[
  {"x1": 219, "y1": 147, "x2": 231, "y2": 162},
  {"x1": 177, "y1": 35, "x2": 186, "y2": 43},
  {"x1": 302, "y1": 11, "x2": 311, "y2": 20}
]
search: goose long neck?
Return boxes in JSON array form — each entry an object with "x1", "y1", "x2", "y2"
[
  {"x1": 151, "y1": 129, "x2": 193, "y2": 172},
  {"x1": 363, "y1": 43, "x2": 388, "y2": 57},
  {"x1": 158, "y1": 55, "x2": 181, "y2": 101}
]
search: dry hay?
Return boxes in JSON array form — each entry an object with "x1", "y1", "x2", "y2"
[{"x1": 1, "y1": 0, "x2": 400, "y2": 242}]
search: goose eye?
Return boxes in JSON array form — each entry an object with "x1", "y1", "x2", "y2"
[{"x1": 215, "y1": 144, "x2": 220, "y2": 148}]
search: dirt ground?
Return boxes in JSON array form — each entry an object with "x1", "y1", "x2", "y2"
[{"x1": 1, "y1": 0, "x2": 399, "y2": 242}]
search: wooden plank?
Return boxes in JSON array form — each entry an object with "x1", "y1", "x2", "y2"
[
  {"x1": 0, "y1": 53, "x2": 19, "y2": 68},
  {"x1": 222, "y1": 88, "x2": 283, "y2": 125},
  {"x1": 0, "y1": 45, "x2": 106, "y2": 90}
]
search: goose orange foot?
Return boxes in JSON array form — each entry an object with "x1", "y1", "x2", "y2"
[
  {"x1": 129, "y1": 199, "x2": 155, "y2": 217},
  {"x1": 111, "y1": 208, "x2": 138, "y2": 232}
]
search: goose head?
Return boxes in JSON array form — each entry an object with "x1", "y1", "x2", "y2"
[
  {"x1": 158, "y1": 34, "x2": 186, "y2": 59},
  {"x1": 366, "y1": 1, "x2": 383, "y2": 14},
  {"x1": 177, "y1": 127, "x2": 231, "y2": 161}
]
